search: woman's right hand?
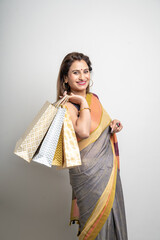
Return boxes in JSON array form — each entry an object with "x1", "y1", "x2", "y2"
[{"x1": 59, "y1": 91, "x2": 88, "y2": 106}]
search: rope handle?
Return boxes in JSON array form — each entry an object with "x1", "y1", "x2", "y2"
[{"x1": 52, "y1": 95, "x2": 69, "y2": 108}]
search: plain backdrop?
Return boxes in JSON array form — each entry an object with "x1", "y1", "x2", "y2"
[{"x1": 1, "y1": 0, "x2": 160, "y2": 240}]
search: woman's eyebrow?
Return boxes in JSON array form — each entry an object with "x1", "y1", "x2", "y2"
[{"x1": 72, "y1": 68, "x2": 89, "y2": 72}]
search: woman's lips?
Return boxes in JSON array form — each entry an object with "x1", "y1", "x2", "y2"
[{"x1": 77, "y1": 81, "x2": 86, "y2": 85}]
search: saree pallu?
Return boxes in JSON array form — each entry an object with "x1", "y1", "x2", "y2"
[{"x1": 68, "y1": 93, "x2": 128, "y2": 240}]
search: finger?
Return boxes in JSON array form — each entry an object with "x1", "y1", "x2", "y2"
[
  {"x1": 112, "y1": 123, "x2": 117, "y2": 131},
  {"x1": 116, "y1": 127, "x2": 121, "y2": 132},
  {"x1": 117, "y1": 122, "x2": 123, "y2": 131},
  {"x1": 115, "y1": 126, "x2": 118, "y2": 133},
  {"x1": 110, "y1": 127, "x2": 113, "y2": 133},
  {"x1": 113, "y1": 121, "x2": 121, "y2": 132},
  {"x1": 116, "y1": 125, "x2": 123, "y2": 132},
  {"x1": 114, "y1": 122, "x2": 120, "y2": 132},
  {"x1": 111, "y1": 126, "x2": 117, "y2": 134}
]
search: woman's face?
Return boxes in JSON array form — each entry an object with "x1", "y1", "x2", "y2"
[{"x1": 64, "y1": 60, "x2": 90, "y2": 93}]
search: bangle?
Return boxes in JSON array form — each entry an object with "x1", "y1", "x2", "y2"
[{"x1": 78, "y1": 107, "x2": 91, "y2": 114}]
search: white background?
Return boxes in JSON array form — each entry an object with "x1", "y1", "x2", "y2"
[{"x1": 1, "y1": 0, "x2": 160, "y2": 239}]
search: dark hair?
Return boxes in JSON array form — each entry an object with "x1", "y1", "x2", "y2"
[{"x1": 56, "y1": 52, "x2": 92, "y2": 101}]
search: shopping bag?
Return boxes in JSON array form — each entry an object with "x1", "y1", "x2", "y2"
[
  {"x1": 56, "y1": 105, "x2": 82, "y2": 169},
  {"x1": 51, "y1": 126, "x2": 64, "y2": 167},
  {"x1": 32, "y1": 106, "x2": 66, "y2": 167},
  {"x1": 14, "y1": 95, "x2": 69, "y2": 162}
]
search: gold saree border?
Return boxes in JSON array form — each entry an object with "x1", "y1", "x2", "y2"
[
  {"x1": 79, "y1": 138, "x2": 118, "y2": 240},
  {"x1": 78, "y1": 105, "x2": 112, "y2": 151}
]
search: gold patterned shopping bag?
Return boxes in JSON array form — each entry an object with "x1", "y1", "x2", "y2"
[
  {"x1": 14, "y1": 95, "x2": 69, "y2": 162},
  {"x1": 54, "y1": 105, "x2": 81, "y2": 169}
]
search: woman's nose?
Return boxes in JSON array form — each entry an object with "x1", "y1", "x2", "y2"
[{"x1": 79, "y1": 72, "x2": 85, "y2": 80}]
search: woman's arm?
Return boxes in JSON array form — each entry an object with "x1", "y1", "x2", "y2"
[{"x1": 65, "y1": 99, "x2": 91, "y2": 139}]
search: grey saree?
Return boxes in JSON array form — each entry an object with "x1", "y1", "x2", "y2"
[{"x1": 69, "y1": 92, "x2": 128, "y2": 240}]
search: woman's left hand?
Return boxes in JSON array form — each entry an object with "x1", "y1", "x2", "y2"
[{"x1": 110, "y1": 119, "x2": 123, "y2": 134}]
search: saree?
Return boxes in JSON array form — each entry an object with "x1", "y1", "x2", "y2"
[{"x1": 68, "y1": 92, "x2": 128, "y2": 240}]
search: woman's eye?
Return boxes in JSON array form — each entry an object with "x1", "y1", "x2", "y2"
[
  {"x1": 84, "y1": 70, "x2": 89, "y2": 74},
  {"x1": 73, "y1": 71, "x2": 78, "y2": 74}
]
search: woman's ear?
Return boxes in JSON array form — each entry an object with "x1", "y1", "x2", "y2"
[{"x1": 64, "y1": 75, "x2": 68, "y2": 82}]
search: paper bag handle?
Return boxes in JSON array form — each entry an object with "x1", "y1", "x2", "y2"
[{"x1": 53, "y1": 95, "x2": 69, "y2": 108}]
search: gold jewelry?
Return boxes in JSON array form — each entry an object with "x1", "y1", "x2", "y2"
[
  {"x1": 89, "y1": 79, "x2": 93, "y2": 87},
  {"x1": 78, "y1": 107, "x2": 91, "y2": 114},
  {"x1": 116, "y1": 122, "x2": 120, "y2": 127},
  {"x1": 63, "y1": 81, "x2": 69, "y2": 90}
]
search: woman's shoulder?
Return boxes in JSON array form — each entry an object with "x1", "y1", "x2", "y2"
[
  {"x1": 90, "y1": 92, "x2": 102, "y2": 106},
  {"x1": 91, "y1": 92, "x2": 99, "y2": 100},
  {"x1": 64, "y1": 101, "x2": 80, "y2": 116}
]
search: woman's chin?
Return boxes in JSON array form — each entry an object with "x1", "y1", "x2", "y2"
[{"x1": 71, "y1": 85, "x2": 88, "y2": 92}]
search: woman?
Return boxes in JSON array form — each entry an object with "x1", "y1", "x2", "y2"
[{"x1": 57, "y1": 52, "x2": 128, "y2": 240}]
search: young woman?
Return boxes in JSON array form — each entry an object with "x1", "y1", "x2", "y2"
[{"x1": 57, "y1": 52, "x2": 128, "y2": 240}]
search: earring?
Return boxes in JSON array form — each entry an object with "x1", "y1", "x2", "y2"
[
  {"x1": 89, "y1": 79, "x2": 93, "y2": 87},
  {"x1": 63, "y1": 81, "x2": 68, "y2": 90}
]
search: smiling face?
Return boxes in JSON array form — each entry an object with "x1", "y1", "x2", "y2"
[{"x1": 64, "y1": 60, "x2": 90, "y2": 94}]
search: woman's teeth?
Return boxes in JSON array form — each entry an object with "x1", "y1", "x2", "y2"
[{"x1": 77, "y1": 81, "x2": 86, "y2": 85}]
